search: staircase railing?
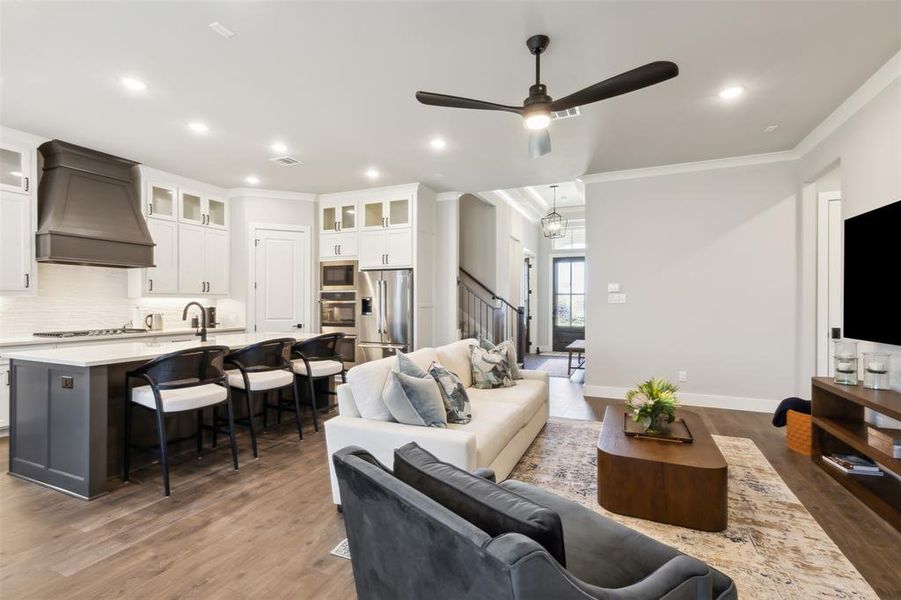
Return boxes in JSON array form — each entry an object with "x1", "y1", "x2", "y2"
[{"x1": 457, "y1": 268, "x2": 526, "y2": 363}]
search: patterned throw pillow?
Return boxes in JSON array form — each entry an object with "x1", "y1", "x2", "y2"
[
  {"x1": 479, "y1": 338, "x2": 522, "y2": 379},
  {"x1": 470, "y1": 345, "x2": 516, "y2": 389},
  {"x1": 428, "y1": 362, "x2": 471, "y2": 424},
  {"x1": 382, "y1": 371, "x2": 448, "y2": 428}
]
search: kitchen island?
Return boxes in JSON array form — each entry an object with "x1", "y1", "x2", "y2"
[{"x1": 5, "y1": 332, "x2": 317, "y2": 499}]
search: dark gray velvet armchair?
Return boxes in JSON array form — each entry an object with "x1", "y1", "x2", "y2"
[{"x1": 333, "y1": 446, "x2": 737, "y2": 600}]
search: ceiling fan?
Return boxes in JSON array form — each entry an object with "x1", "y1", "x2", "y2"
[{"x1": 416, "y1": 35, "x2": 678, "y2": 158}]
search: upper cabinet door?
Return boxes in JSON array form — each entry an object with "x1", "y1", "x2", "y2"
[
  {"x1": 320, "y1": 199, "x2": 356, "y2": 232},
  {"x1": 321, "y1": 200, "x2": 339, "y2": 233},
  {"x1": 362, "y1": 200, "x2": 386, "y2": 230},
  {"x1": 179, "y1": 190, "x2": 205, "y2": 225},
  {"x1": 206, "y1": 195, "x2": 228, "y2": 229},
  {"x1": 204, "y1": 229, "x2": 229, "y2": 294},
  {"x1": 0, "y1": 192, "x2": 32, "y2": 291},
  {"x1": 145, "y1": 218, "x2": 178, "y2": 294},
  {"x1": 385, "y1": 229, "x2": 413, "y2": 267},
  {"x1": 338, "y1": 201, "x2": 357, "y2": 232},
  {"x1": 386, "y1": 198, "x2": 410, "y2": 228},
  {"x1": 146, "y1": 182, "x2": 177, "y2": 221},
  {"x1": 360, "y1": 197, "x2": 413, "y2": 230},
  {"x1": 0, "y1": 143, "x2": 32, "y2": 195},
  {"x1": 178, "y1": 223, "x2": 206, "y2": 294}
]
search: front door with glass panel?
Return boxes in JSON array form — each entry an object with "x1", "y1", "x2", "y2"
[{"x1": 552, "y1": 256, "x2": 585, "y2": 351}]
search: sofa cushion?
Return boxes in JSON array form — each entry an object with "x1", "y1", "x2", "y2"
[
  {"x1": 436, "y1": 339, "x2": 477, "y2": 388},
  {"x1": 466, "y1": 379, "x2": 545, "y2": 428},
  {"x1": 393, "y1": 442, "x2": 566, "y2": 567},
  {"x1": 470, "y1": 346, "x2": 516, "y2": 389},
  {"x1": 429, "y1": 362, "x2": 472, "y2": 424},
  {"x1": 346, "y1": 348, "x2": 439, "y2": 421},
  {"x1": 382, "y1": 371, "x2": 447, "y2": 428},
  {"x1": 448, "y1": 400, "x2": 522, "y2": 466}
]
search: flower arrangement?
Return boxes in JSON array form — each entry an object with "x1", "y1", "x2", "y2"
[{"x1": 625, "y1": 378, "x2": 679, "y2": 433}]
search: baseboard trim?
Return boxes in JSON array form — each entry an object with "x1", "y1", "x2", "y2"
[{"x1": 582, "y1": 385, "x2": 779, "y2": 414}]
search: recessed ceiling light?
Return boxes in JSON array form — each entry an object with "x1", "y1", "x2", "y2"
[
  {"x1": 718, "y1": 86, "x2": 745, "y2": 100},
  {"x1": 120, "y1": 76, "x2": 147, "y2": 92},
  {"x1": 270, "y1": 142, "x2": 288, "y2": 153},
  {"x1": 429, "y1": 137, "x2": 447, "y2": 150},
  {"x1": 244, "y1": 175, "x2": 260, "y2": 185},
  {"x1": 188, "y1": 122, "x2": 209, "y2": 133},
  {"x1": 365, "y1": 168, "x2": 380, "y2": 179},
  {"x1": 209, "y1": 22, "x2": 236, "y2": 39},
  {"x1": 764, "y1": 125, "x2": 779, "y2": 133}
]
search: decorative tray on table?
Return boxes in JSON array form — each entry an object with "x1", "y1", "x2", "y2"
[{"x1": 623, "y1": 413, "x2": 694, "y2": 443}]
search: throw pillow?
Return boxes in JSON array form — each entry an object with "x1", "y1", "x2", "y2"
[
  {"x1": 428, "y1": 362, "x2": 471, "y2": 424},
  {"x1": 479, "y1": 338, "x2": 522, "y2": 380},
  {"x1": 470, "y1": 345, "x2": 516, "y2": 389},
  {"x1": 396, "y1": 351, "x2": 429, "y2": 378},
  {"x1": 394, "y1": 442, "x2": 566, "y2": 567},
  {"x1": 382, "y1": 371, "x2": 447, "y2": 428}
]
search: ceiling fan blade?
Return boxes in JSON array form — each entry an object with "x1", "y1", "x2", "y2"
[
  {"x1": 549, "y1": 61, "x2": 679, "y2": 112},
  {"x1": 529, "y1": 129, "x2": 551, "y2": 158},
  {"x1": 416, "y1": 91, "x2": 522, "y2": 114}
]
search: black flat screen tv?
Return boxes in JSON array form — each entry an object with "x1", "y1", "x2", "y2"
[{"x1": 843, "y1": 199, "x2": 901, "y2": 346}]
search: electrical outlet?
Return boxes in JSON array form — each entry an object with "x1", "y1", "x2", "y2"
[
  {"x1": 678, "y1": 370, "x2": 688, "y2": 382},
  {"x1": 61, "y1": 376, "x2": 74, "y2": 389},
  {"x1": 607, "y1": 282, "x2": 621, "y2": 293}
]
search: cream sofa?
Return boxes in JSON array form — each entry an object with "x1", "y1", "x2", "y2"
[{"x1": 324, "y1": 339, "x2": 549, "y2": 504}]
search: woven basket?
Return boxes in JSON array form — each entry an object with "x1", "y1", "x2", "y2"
[{"x1": 786, "y1": 409, "x2": 812, "y2": 456}]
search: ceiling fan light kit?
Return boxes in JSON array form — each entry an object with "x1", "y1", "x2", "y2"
[
  {"x1": 541, "y1": 184, "x2": 568, "y2": 239},
  {"x1": 415, "y1": 34, "x2": 679, "y2": 158}
]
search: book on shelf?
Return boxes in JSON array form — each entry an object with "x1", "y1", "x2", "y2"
[
  {"x1": 822, "y1": 454, "x2": 884, "y2": 476},
  {"x1": 867, "y1": 426, "x2": 901, "y2": 459}
]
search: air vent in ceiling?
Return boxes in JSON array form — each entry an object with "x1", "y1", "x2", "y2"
[
  {"x1": 269, "y1": 156, "x2": 302, "y2": 167},
  {"x1": 551, "y1": 106, "x2": 581, "y2": 121}
]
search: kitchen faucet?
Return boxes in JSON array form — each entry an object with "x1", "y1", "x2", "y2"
[{"x1": 182, "y1": 302, "x2": 208, "y2": 342}]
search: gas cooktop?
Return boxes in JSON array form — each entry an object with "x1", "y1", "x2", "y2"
[{"x1": 33, "y1": 328, "x2": 147, "y2": 338}]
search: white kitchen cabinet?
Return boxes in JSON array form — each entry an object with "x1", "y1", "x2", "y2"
[
  {"x1": 178, "y1": 223, "x2": 228, "y2": 295},
  {"x1": 320, "y1": 232, "x2": 358, "y2": 259},
  {"x1": 0, "y1": 142, "x2": 33, "y2": 195},
  {"x1": 0, "y1": 192, "x2": 33, "y2": 292},
  {"x1": 205, "y1": 195, "x2": 228, "y2": 229},
  {"x1": 179, "y1": 189, "x2": 205, "y2": 226},
  {"x1": 129, "y1": 218, "x2": 179, "y2": 295},
  {"x1": 320, "y1": 198, "x2": 357, "y2": 233},
  {"x1": 145, "y1": 181, "x2": 178, "y2": 221},
  {"x1": 359, "y1": 229, "x2": 412, "y2": 269},
  {"x1": 361, "y1": 196, "x2": 411, "y2": 230},
  {"x1": 0, "y1": 361, "x2": 8, "y2": 432}
]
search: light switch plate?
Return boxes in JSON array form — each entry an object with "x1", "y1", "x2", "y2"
[
  {"x1": 607, "y1": 283, "x2": 621, "y2": 293},
  {"x1": 608, "y1": 293, "x2": 626, "y2": 304}
]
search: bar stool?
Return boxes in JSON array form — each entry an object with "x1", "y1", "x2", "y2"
[
  {"x1": 289, "y1": 333, "x2": 347, "y2": 433},
  {"x1": 221, "y1": 337, "x2": 299, "y2": 457},
  {"x1": 124, "y1": 345, "x2": 237, "y2": 497}
]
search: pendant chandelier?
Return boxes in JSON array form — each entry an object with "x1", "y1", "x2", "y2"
[{"x1": 541, "y1": 184, "x2": 568, "y2": 239}]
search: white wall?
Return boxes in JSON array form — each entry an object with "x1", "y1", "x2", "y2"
[
  {"x1": 227, "y1": 190, "x2": 318, "y2": 330},
  {"x1": 584, "y1": 161, "x2": 800, "y2": 410},
  {"x1": 434, "y1": 193, "x2": 461, "y2": 346},
  {"x1": 458, "y1": 193, "x2": 497, "y2": 291}
]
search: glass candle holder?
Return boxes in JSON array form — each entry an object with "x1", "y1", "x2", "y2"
[
  {"x1": 833, "y1": 340, "x2": 859, "y2": 385},
  {"x1": 862, "y1": 352, "x2": 891, "y2": 390}
]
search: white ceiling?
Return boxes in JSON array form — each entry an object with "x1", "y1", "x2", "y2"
[{"x1": 1, "y1": 1, "x2": 898, "y2": 194}]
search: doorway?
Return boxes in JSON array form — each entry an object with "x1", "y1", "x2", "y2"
[
  {"x1": 816, "y1": 192, "x2": 842, "y2": 375},
  {"x1": 522, "y1": 253, "x2": 534, "y2": 354},
  {"x1": 251, "y1": 224, "x2": 311, "y2": 333},
  {"x1": 552, "y1": 256, "x2": 585, "y2": 351}
]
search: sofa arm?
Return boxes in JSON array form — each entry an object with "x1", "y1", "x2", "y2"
[
  {"x1": 324, "y1": 416, "x2": 478, "y2": 504},
  {"x1": 472, "y1": 467, "x2": 496, "y2": 483},
  {"x1": 520, "y1": 369, "x2": 548, "y2": 383}
]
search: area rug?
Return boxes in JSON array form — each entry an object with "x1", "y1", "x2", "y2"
[
  {"x1": 509, "y1": 418, "x2": 879, "y2": 600},
  {"x1": 523, "y1": 353, "x2": 572, "y2": 378}
]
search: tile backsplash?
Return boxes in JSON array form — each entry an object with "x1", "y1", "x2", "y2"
[{"x1": 0, "y1": 264, "x2": 245, "y2": 338}]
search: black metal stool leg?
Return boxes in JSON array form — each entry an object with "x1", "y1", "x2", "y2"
[
  {"x1": 212, "y1": 405, "x2": 218, "y2": 448},
  {"x1": 196, "y1": 409, "x2": 204, "y2": 457},
  {"x1": 277, "y1": 387, "x2": 284, "y2": 424},
  {"x1": 306, "y1": 376, "x2": 319, "y2": 433},
  {"x1": 245, "y1": 389, "x2": 259, "y2": 458},
  {"x1": 291, "y1": 380, "x2": 304, "y2": 441},
  {"x1": 262, "y1": 391, "x2": 269, "y2": 429},
  {"x1": 123, "y1": 397, "x2": 132, "y2": 482},
  {"x1": 155, "y1": 411, "x2": 171, "y2": 496},
  {"x1": 225, "y1": 392, "x2": 239, "y2": 470}
]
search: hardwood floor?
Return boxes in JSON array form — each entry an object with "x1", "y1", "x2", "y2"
[{"x1": 2, "y1": 386, "x2": 899, "y2": 599}]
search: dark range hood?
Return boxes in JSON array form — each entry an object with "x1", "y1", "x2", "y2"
[{"x1": 36, "y1": 140, "x2": 155, "y2": 268}]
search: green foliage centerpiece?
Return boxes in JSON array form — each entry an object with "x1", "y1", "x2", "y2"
[{"x1": 625, "y1": 378, "x2": 679, "y2": 434}]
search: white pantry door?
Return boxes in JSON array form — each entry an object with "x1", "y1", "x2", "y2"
[{"x1": 253, "y1": 226, "x2": 309, "y2": 333}]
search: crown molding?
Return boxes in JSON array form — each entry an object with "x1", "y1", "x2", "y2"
[
  {"x1": 579, "y1": 150, "x2": 798, "y2": 184},
  {"x1": 228, "y1": 187, "x2": 317, "y2": 202}
]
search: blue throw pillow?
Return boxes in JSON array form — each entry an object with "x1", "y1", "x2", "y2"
[
  {"x1": 396, "y1": 351, "x2": 429, "y2": 378},
  {"x1": 382, "y1": 371, "x2": 447, "y2": 428}
]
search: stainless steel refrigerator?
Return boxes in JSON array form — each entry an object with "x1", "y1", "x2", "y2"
[{"x1": 358, "y1": 269, "x2": 413, "y2": 362}]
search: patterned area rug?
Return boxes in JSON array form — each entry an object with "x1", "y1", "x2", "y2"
[{"x1": 509, "y1": 418, "x2": 879, "y2": 600}]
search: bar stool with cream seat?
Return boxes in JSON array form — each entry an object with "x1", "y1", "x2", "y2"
[
  {"x1": 221, "y1": 337, "x2": 300, "y2": 457},
  {"x1": 289, "y1": 333, "x2": 347, "y2": 433},
  {"x1": 124, "y1": 345, "x2": 238, "y2": 497}
]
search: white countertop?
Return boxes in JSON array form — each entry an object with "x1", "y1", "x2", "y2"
[
  {"x1": 0, "y1": 327, "x2": 245, "y2": 349},
  {"x1": 2, "y1": 332, "x2": 317, "y2": 367}
]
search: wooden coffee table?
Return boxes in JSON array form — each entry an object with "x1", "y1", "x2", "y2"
[{"x1": 597, "y1": 405, "x2": 728, "y2": 531}]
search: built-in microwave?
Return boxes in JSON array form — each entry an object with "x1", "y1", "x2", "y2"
[{"x1": 320, "y1": 260, "x2": 357, "y2": 290}]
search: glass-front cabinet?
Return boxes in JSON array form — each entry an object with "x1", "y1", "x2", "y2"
[
  {"x1": 177, "y1": 189, "x2": 226, "y2": 228},
  {"x1": 145, "y1": 182, "x2": 177, "y2": 220},
  {"x1": 0, "y1": 143, "x2": 31, "y2": 195},
  {"x1": 320, "y1": 198, "x2": 357, "y2": 233},
  {"x1": 361, "y1": 197, "x2": 411, "y2": 230},
  {"x1": 206, "y1": 195, "x2": 227, "y2": 229}
]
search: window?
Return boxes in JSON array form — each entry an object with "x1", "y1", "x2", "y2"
[
  {"x1": 551, "y1": 223, "x2": 586, "y2": 250},
  {"x1": 553, "y1": 256, "x2": 585, "y2": 351}
]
